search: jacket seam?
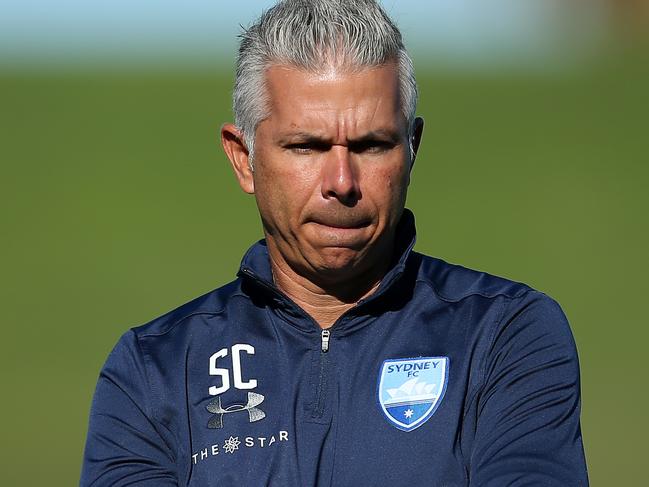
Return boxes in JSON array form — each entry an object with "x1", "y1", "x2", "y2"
[
  {"x1": 459, "y1": 293, "x2": 512, "y2": 480},
  {"x1": 131, "y1": 330, "x2": 179, "y2": 467},
  {"x1": 134, "y1": 292, "x2": 249, "y2": 339},
  {"x1": 137, "y1": 311, "x2": 224, "y2": 338},
  {"x1": 480, "y1": 294, "x2": 514, "y2": 394},
  {"x1": 462, "y1": 294, "x2": 512, "y2": 419},
  {"x1": 414, "y1": 277, "x2": 529, "y2": 304}
]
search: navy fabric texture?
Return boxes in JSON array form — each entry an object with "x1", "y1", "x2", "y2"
[{"x1": 81, "y1": 211, "x2": 588, "y2": 486}]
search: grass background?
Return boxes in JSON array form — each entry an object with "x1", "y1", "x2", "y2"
[{"x1": 1, "y1": 45, "x2": 648, "y2": 485}]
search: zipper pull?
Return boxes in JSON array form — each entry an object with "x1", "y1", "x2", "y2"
[{"x1": 321, "y1": 329, "x2": 331, "y2": 353}]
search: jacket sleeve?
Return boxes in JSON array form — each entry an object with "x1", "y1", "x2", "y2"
[
  {"x1": 80, "y1": 330, "x2": 178, "y2": 486},
  {"x1": 469, "y1": 292, "x2": 589, "y2": 486}
]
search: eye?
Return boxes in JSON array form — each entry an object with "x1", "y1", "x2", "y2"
[
  {"x1": 350, "y1": 140, "x2": 394, "y2": 154},
  {"x1": 285, "y1": 142, "x2": 329, "y2": 154},
  {"x1": 288, "y1": 144, "x2": 314, "y2": 154}
]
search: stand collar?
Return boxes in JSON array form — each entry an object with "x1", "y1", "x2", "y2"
[{"x1": 237, "y1": 209, "x2": 417, "y2": 325}]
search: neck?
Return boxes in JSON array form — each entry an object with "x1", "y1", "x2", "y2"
[{"x1": 269, "y1": 254, "x2": 387, "y2": 329}]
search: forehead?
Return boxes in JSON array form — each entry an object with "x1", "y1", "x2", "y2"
[{"x1": 261, "y1": 63, "x2": 405, "y2": 136}]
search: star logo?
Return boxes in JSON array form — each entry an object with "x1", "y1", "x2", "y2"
[
  {"x1": 223, "y1": 436, "x2": 241, "y2": 454},
  {"x1": 404, "y1": 409, "x2": 414, "y2": 419}
]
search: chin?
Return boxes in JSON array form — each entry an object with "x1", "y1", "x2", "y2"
[{"x1": 310, "y1": 247, "x2": 366, "y2": 275}]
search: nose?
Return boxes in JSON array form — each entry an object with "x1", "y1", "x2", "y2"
[{"x1": 320, "y1": 145, "x2": 361, "y2": 206}]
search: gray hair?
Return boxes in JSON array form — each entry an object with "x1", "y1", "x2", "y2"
[{"x1": 233, "y1": 0, "x2": 418, "y2": 165}]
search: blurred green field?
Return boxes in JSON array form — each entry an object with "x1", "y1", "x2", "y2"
[{"x1": 1, "y1": 47, "x2": 648, "y2": 485}]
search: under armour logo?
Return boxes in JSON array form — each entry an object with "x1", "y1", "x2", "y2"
[{"x1": 206, "y1": 392, "x2": 266, "y2": 429}]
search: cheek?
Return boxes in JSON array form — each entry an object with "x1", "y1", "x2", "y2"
[
  {"x1": 254, "y1": 163, "x2": 316, "y2": 219},
  {"x1": 368, "y1": 164, "x2": 408, "y2": 203}
]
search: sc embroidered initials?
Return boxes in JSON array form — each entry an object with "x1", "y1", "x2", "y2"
[{"x1": 209, "y1": 344, "x2": 258, "y2": 396}]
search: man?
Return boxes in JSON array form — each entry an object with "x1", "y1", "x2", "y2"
[{"x1": 81, "y1": 1, "x2": 588, "y2": 485}]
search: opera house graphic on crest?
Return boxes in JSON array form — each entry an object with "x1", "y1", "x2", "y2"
[{"x1": 378, "y1": 357, "x2": 449, "y2": 431}]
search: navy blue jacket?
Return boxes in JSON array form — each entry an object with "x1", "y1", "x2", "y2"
[{"x1": 81, "y1": 212, "x2": 588, "y2": 486}]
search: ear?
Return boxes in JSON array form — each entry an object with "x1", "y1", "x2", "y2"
[
  {"x1": 221, "y1": 123, "x2": 254, "y2": 194},
  {"x1": 409, "y1": 116, "x2": 424, "y2": 171}
]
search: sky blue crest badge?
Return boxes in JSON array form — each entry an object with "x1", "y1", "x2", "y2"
[{"x1": 377, "y1": 356, "x2": 449, "y2": 432}]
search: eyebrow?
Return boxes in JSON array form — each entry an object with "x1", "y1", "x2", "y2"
[
  {"x1": 278, "y1": 129, "x2": 402, "y2": 145},
  {"x1": 349, "y1": 129, "x2": 402, "y2": 144},
  {"x1": 277, "y1": 132, "x2": 330, "y2": 145}
]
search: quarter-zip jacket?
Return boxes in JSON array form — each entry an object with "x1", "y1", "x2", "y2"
[{"x1": 81, "y1": 211, "x2": 589, "y2": 486}]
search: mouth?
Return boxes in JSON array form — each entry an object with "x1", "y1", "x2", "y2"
[
  {"x1": 309, "y1": 218, "x2": 371, "y2": 230},
  {"x1": 306, "y1": 216, "x2": 373, "y2": 249}
]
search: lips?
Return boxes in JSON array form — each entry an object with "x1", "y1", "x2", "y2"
[
  {"x1": 308, "y1": 214, "x2": 372, "y2": 229},
  {"x1": 313, "y1": 220, "x2": 369, "y2": 229}
]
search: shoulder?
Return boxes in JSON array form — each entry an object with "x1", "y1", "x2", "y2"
[
  {"x1": 412, "y1": 252, "x2": 574, "y2": 346},
  {"x1": 130, "y1": 278, "x2": 245, "y2": 340},
  {"x1": 413, "y1": 252, "x2": 532, "y2": 303},
  {"x1": 100, "y1": 278, "x2": 248, "y2": 399}
]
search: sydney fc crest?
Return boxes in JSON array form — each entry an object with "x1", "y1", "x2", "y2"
[{"x1": 377, "y1": 357, "x2": 449, "y2": 431}]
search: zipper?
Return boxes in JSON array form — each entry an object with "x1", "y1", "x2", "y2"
[
  {"x1": 313, "y1": 330, "x2": 330, "y2": 416},
  {"x1": 313, "y1": 329, "x2": 331, "y2": 418},
  {"x1": 240, "y1": 267, "x2": 340, "y2": 418},
  {"x1": 321, "y1": 329, "x2": 331, "y2": 353}
]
